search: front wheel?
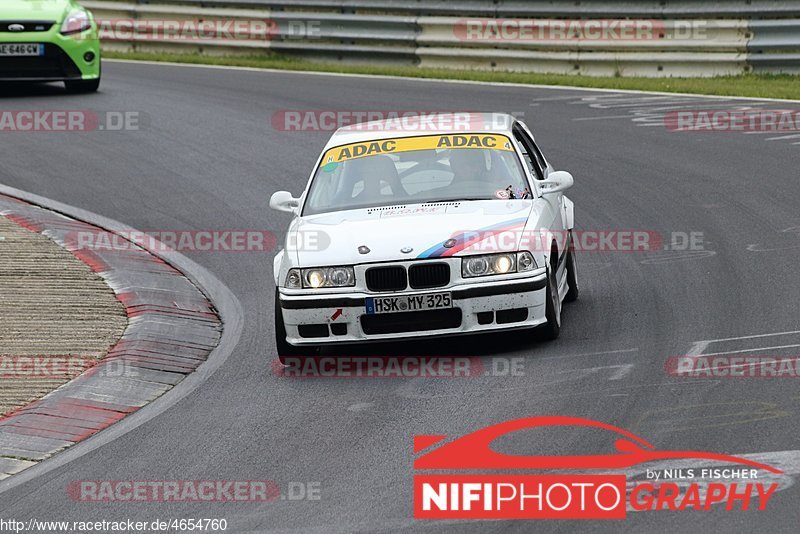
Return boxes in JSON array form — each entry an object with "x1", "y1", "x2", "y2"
[
  {"x1": 564, "y1": 239, "x2": 579, "y2": 302},
  {"x1": 538, "y1": 266, "x2": 561, "y2": 340}
]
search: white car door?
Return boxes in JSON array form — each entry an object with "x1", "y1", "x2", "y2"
[{"x1": 513, "y1": 122, "x2": 568, "y2": 267}]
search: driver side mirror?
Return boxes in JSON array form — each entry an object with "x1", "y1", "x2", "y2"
[
  {"x1": 270, "y1": 191, "x2": 300, "y2": 213},
  {"x1": 539, "y1": 171, "x2": 573, "y2": 194}
]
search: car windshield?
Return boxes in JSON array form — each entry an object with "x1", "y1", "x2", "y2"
[{"x1": 302, "y1": 133, "x2": 530, "y2": 216}]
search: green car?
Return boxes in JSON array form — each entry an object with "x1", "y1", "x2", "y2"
[{"x1": 0, "y1": 0, "x2": 100, "y2": 93}]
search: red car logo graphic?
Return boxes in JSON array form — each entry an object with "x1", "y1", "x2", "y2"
[{"x1": 414, "y1": 416, "x2": 782, "y2": 474}]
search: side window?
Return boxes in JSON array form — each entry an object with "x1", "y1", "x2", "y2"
[
  {"x1": 512, "y1": 125, "x2": 544, "y2": 180},
  {"x1": 529, "y1": 139, "x2": 548, "y2": 173},
  {"x1": 307, "y1": 164, "x2": 343, "y2": 208}
]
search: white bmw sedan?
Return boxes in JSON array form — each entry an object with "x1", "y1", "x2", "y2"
[{"x1": 271, "y1": 113, "x2": 578, "y2": 362}]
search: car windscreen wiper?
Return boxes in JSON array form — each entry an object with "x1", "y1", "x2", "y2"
[{"x1": 423, "y1": 197, "x2": 487, "y2": 203}]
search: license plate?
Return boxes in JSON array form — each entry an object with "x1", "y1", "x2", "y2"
[
  {"x1": 0, "y1": 44, "x2": 44, "y2": 57},
  {"x1": 366, "y1": 292, "x2": 452, "y2": 315}
]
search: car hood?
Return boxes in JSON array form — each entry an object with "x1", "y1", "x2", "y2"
[
  {"x1": 289, "y1": 201, "x2": 534, "y2": 266},
  {"x1": 0, "y1": 0, "x2": 72, "y2": 21}
]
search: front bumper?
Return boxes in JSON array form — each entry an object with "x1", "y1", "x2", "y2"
[
  {"x1": 0, "y1": 28, "x2": 100, "y2": 82},
  {"x1": 278, "y1": 272, "x2": 548, "y2": 345}
]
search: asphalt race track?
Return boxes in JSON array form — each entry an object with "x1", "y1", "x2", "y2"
[{"x1": 2, "y1": 61, "x2": 800, "y2": 532}]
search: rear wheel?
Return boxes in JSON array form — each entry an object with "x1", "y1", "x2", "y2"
[{"x1": 538, "y1": 266, "x2": 561, "y2": 340}]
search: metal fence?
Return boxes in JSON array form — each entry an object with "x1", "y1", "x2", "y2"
[{"x1": 83, "y1": 0, "x2": 800, "y2": 76}]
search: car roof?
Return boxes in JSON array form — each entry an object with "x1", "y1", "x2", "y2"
[{"x1": 322, "y1": 112, "x2": 519, "y2": 151}]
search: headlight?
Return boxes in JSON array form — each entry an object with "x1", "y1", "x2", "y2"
[
  {"x1": 305, "y1": 269, "x2": 326, "y2": 288},
  {"x1": 285, "y1": 266, "x2": 355, "y2": 289},
  {"x1": 494, "y1": 254, "x2": 514, "y2": 274},
  {"x1": 464, "y1": 256, "x2": 490, "y2": 277},
  {"x1": 328, "y1": 267, "x2": 354, "y2": 286},
  {"x1": 61, "y1": 10, "x2": 91, "y2": 35},
  {"x1": 517, "y1": 251, "x2": 537, "y2": 272},
  {"x1": 461, "y1": 252, "x2": 538, "y2": 278},
  {"x1": 286, "y1": 269, "x2": 302, "y2": 288}
]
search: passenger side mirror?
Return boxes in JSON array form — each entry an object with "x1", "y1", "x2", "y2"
[
  {"x1": 270, "y1": 191, "x2": 300, "y2": 213},
  {"x1": 539, "y1": 171, "x2": 573, "y2": 194}
]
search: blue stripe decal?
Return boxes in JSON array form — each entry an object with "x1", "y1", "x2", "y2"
[{"x1": 417, "y1": 217, "x2": 528, "y2": 259}]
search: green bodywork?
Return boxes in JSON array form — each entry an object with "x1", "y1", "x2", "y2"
[{"x1": 0, "y1": 0, "x2": 100, "y2": 80}]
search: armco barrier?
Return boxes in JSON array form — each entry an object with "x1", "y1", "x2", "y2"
[
  {"x1": 83, "y1": 0, "x2": 800, "y2": 76},
  {"x1": 87, "y1": 0, "x2": 800, "y2": 17},
  {"x1": 749, "y1": 19, "x2": 800, "y2": 74},
  {"x1": 85, "y1": 2, "x2": 418, "y2": 64},
  {"x1": 417, "y1": 18, "x2": 749, "y2": 77}
]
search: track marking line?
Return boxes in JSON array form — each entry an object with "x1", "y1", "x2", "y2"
[
  {"x1": 687, "y1": 341, "x2": 711, "y2": 357},
  {"x1": 537, "y1": 347, "x2": 639, "y2": 361},
  {"x1": 347, "y1": 402, "x2": 375, "y2": 412},
  {"x1": 554, "y1": 364, "x2": 634, "y2": 381},
  {"x1": 700, "y1": 344, "x2": 800, "y2": 357},
  {"x1": 747, "y1": 243, "x2": 800, "y2": 252},
  {"x1": 639, "y1": 250, "x2": 717, "y2": 264},
  {"x1": 573, "y1": 114, "x2": 644, "y2": 121},
  {"x1": 699, "y1": 357, "x2": 800, "y2": 373},
  {"x1": 634, "y1": 401, "x2": 790, "y2": 433},
  {"x1": 532, "y1": 95, "x2": 605, "y2": 102},
  {"x1": 695, "y1": 329, "x2": 800, "y2": 344},
  {"x1": 686, "y1": 330, "x2": 800, "y2": 359},
  {"x1": 766, "y1": 134, "x2": 800, "y2": 141}
]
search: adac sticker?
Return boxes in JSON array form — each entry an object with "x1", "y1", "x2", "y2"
[{"x1": 322, "y1": 134, "x2": 514, "y2": 164}]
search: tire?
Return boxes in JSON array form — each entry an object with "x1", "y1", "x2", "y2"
[
  {"x1": 64, "y1": 77, "x2": 100, "y2": 94},
  {"x1": 538, "y1": 266, "x2": 561, "y2": 340},
  {"x1": 275, "y1": 289, "x2": 310, "y2": 365},
  {"x1": 564, "y1": 237, "x2": 579, "y2": 303}
]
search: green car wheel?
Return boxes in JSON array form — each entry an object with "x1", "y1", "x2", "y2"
[{"x1": 0, "y1": 0, "x2": 101, "y2": 92}]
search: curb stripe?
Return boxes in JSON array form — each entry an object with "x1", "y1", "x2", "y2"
[{"x1": 0, "y1": 193, "x2": 222, "y2": 476}]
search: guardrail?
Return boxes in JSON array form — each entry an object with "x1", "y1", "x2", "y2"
[
  {"x1": 82, "y1": 1, "x2": 800, "y2": 77},
  {"x1": 85, "y1": 0, "x2": 800, "y2": 17},
  {"x1": 749, "y1": 19, "x2": 800, "y2": 73}
]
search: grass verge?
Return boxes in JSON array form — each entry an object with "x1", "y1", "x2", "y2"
[{"x1": 104, "y1": 50, "x2": 800, "y2": 101}]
